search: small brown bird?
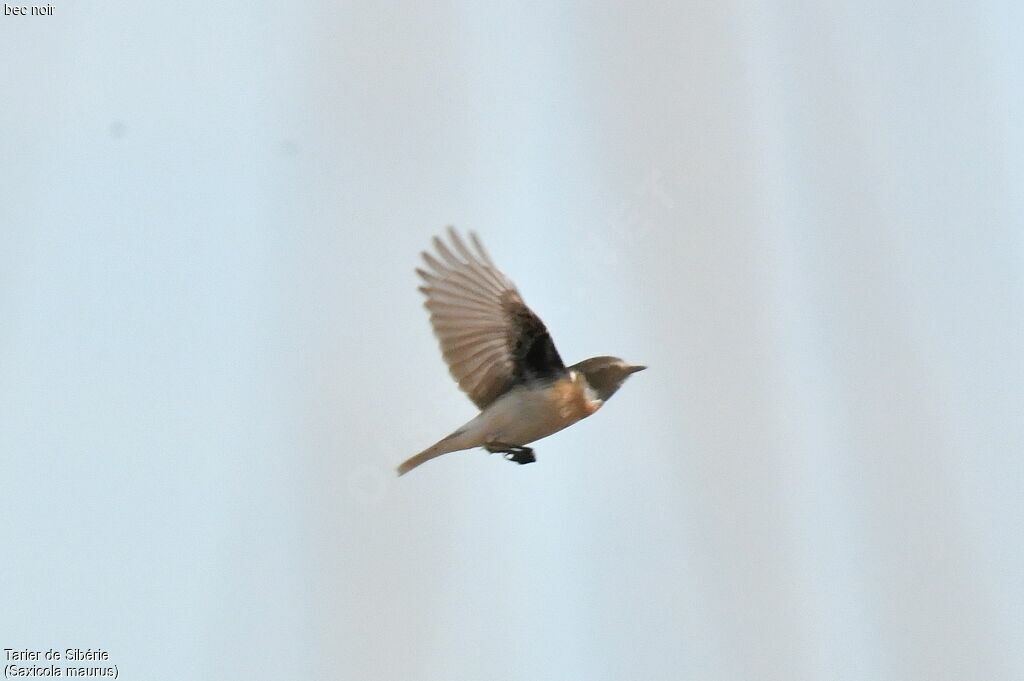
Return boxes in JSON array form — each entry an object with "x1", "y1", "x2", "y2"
[{"x1": 397, "y1": 228, "x2": 645, "y2": 475}]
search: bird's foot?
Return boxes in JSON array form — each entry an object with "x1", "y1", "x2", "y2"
[
  {"x1": 504, "y1": 446, "x2": 535, "y2": 465},
  {"x1": 486, "y1": 443, "x2": 536, "y2": 465}
]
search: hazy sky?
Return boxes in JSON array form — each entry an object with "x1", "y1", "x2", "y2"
[{"x1": 2, "y1": 2, "x2": 1022, "y2": 680}]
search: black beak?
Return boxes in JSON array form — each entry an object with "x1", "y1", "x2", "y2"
[{"x1": 627, "y1": 365, "x2": 647, "y2": 374}]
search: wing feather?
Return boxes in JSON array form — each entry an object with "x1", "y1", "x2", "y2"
[{"x1": 416, "y1": 227, "x2": 566, "y2": 409}]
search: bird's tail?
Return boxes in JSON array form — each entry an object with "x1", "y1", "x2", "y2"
[{"x1": 397, "y1": 429, "x2": 470, "y2": 476}]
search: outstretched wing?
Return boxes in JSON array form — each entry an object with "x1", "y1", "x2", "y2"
[{"x1": 417, "y1": 228, "x2": 566, "y2": 410}]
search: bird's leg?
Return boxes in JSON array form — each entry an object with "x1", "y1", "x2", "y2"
[
  {"x1": 485, "y1": 442, "x2": 536, "y2": 465},
  {"x1": 505, "y1": 446, "x2": 535, "y2": 465}
]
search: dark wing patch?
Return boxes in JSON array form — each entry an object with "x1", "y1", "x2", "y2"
[{"x1": 502, "y1": 290, "x2": 565, "y2": 385}]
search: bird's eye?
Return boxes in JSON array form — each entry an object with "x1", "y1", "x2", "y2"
[{"x1": 569, "y1": 370, "x2": 578, "y2": 381}]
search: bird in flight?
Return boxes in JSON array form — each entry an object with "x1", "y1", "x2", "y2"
[{"x1": 397, "y1": 228, "x2": 646, "y2": 475}]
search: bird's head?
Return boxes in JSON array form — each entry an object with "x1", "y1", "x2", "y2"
[{"x1": 570, "y1": 356, "x2": 646, "y2": 401}]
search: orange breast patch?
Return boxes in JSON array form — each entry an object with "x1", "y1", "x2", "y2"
[{"x1": 552, "y1": 376, "x2": 603, "y2": 422}]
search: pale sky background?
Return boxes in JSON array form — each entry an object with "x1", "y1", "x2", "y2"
[{"x1": 2, "y1": 2, "x2": 1022, "y2": 680}]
